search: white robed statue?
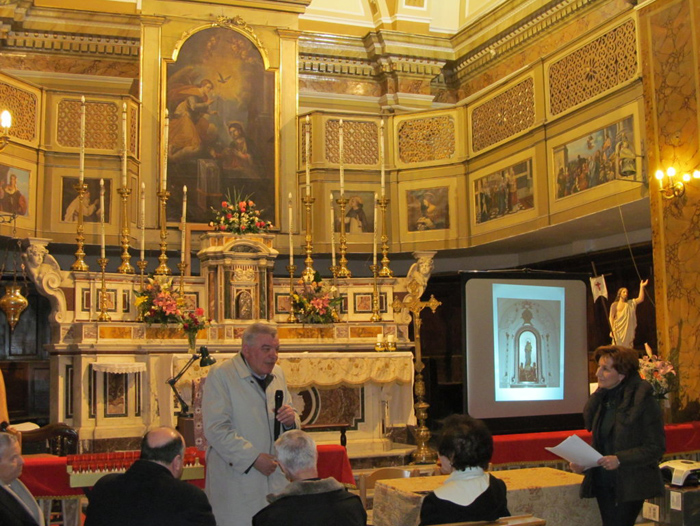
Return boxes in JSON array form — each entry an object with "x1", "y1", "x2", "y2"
[{"x1": 609, "y1": 279, "x2": 648, "y2": 348}]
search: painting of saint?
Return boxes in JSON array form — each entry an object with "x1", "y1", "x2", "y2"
[
  {"x1": 553, "y1": 116, "x2": 637, "y2": 199},
  {"x1": 331, "y1": 191, "x2": 376, "y2": 234},
  {"x1": 0, "y1": 164, "x2": 29, "y2": 216},
  {"x1": 474, "y1": 160, "x2": 534, "y2": 225},
  {"x1": 62, "y1": 177, "x2": 111, "y2": 223},
  {"x1": 406, "y1": 186, "x2": 449, "y2": 232},
  {"x1": 166, "y1": 27, "x2": 276, "y2": 225}
]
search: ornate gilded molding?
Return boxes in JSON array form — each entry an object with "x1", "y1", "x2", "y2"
[
  {"x1": 472, "y1": 78, "x2": 536, "y2": 152},
  {"x1": 2, "y1": 31, "x2": 139, "y2": 58},
  {"x1": 548, "y1": 19, "x2": 637, "y2": 116},
  {"x1": 213, "y1": 15, "x2": 267, "y2": 63}
]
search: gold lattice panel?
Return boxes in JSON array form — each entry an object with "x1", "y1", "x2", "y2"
[
  {"x1": 300, "y1": 120, "x2": 313, "y2": 165},
  {"x1": 129, "y1": 106, "x2": 138, "y2": 157},
  {"x1": 57, "y1": 99, "x2": 119, "y2": 150},
  {"x1": 0, "y1": 82, "x2": 38, "y2": 142},
  {"x1": 549, "y1": 19, "x2": 638, "y2": 116},
  {"x1": 325, "y1": 120, "x2": 378, "y2": 165},
  {"x1": 472, "y1": 78, "x2": 535, "y2": 152},
  {"x1": 397, "y1": 115, "x2": 456, "y2": 164}
]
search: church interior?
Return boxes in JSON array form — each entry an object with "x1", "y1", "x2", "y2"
[{"x1": 0, "y1": 0, "x2": 699, "y2": 523}]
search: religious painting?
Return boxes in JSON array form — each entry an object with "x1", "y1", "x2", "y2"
[
  {"x1": 62, "y1": 177, "x2": 112, "y2": 223},
  {"x1": 353, "y1": 292, "x2": 387, "y2": 313},
  {"x1": 405, "y1": 185, "x2": 449, "y2": 232},
  {"x1": 0, "y1": 163, "x2": 29, "y2": 216},
  {"x1": 330, "y1": 190, "x2": 376, "y2": 234},
  {"x1": 474, "y1": 159, "x2": 534, "y2": 224},
  {"x1": 105, "y1": 372, "x2": 127, "y2": 417},
  {"x1": 275, "y1": 293, "x2": 291, "y2": 314},
  {"x1": 166, "y1": 27, "x2": 276, "y2": 226},
  {"x1": 553, "y1": 115, "x2": 637, "y2": 199}
]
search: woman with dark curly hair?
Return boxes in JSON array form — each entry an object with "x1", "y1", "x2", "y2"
[
  {"x1": 570, "y1": 345, "x2": 665, "y2": 526},
  {"x1": 419, "y1": 415, "x2": 509, "y2": 525}
]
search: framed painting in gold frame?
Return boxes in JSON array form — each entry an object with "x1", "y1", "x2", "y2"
[{"x1": 397, "y1": 178, "x2": 457, "y2": 243}]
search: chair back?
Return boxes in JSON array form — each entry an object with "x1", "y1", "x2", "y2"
[
  {"x1": 20, "y1": 423, "x2": 79, "y2": 456},
  {"x1": 358, "y1": 467, "x2": 418, "y2": 509},
  {"x1": 192, "y1": 377, "x2": 209, "y2": 451}
]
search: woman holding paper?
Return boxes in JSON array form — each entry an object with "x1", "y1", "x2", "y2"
[
  {"x1": 571, "y1": 345, "x2": 665, "y2": 526},
  {"x1": 419, "y1": 415, "x2": 509, "y2": 525}
]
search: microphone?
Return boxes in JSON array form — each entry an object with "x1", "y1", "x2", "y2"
[{"x1": 274, "y1": 390, "x2": 283, "y2": 440}]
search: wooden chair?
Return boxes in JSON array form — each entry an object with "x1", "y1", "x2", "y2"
[
  {"x1": 357, "y1": 466, "x2": 419, "y2": 509},
  {"x1": 20, "y1": 422, "x2": 79, "y2": 456}
]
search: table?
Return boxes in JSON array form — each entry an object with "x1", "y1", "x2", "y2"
[{"x1": 372, "y1": 467, "x2": 601, "y2": 526}]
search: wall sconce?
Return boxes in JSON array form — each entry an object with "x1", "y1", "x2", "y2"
[
  {"x1": 0, "y1": 110, "x2": 11, "y2": 151},
  {"x1": 656, "y1": 167, "x2": 700, "y2": 199}
]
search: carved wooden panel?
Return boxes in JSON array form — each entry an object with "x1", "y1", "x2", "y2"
[
  {"x1": 57, "y1": 99, "x2": 119, "y2": 150},
  {"x1": 325, "y1": 119, "x2": 378, "y2": 165},
  {"x1": 397, "y1": 115, "x2": 455, "y2": 164},
  {"x1": 0, "y1": 82, "x2": 38, "y2": 142}
]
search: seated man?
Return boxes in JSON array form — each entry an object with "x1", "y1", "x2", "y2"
[
  {"x1": 253, "y1": 430, "x2": 366, "y2": 526},
  {"x1": 0, "y1": 432, "x2": 44, "y2": 526},
  {"x1": 85, "y1": 426, "x2": 215, "y2": 526}
]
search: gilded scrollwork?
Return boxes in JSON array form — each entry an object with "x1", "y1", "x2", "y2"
[
  {"x1": 397, "y1": 115, "x2": 455, "y2": 164},
  {"x1": 472, "y1": 78, "x2": 535, "y2": 152},
  {"x1": 549, "y1": 19, "x2": 638, "y2": 115},
  {"x1": 57, "y1": 99, "x2": 119, "y2": 150},
  {"x1": 325, "y1": 120, "x2": 378, "y2": 165}
]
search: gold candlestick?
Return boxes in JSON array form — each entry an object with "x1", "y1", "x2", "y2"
[
  {"x1": 117, "y1": 187, "x2": 134, "y2": 274},
  {"x1": 177, "y1": 262, "x2": 188, "y2": 296},
  {"x1": 137, "y1": 259, "x2": 148, "y2": 292},
  {"x1": 378, "y1": 195, "x2": 393, "y2": 277},
  {"x1": 97, "y1": 257, "x2": 111, "y2": 322},
  {"x1": 370, "y1": 264, "x2": 382, "y2": 322},
  {"x1": 71, "y1": 182, "x2": 89, "y2": 272},
  {"x1": 155, "y1": 189, "x2": 171, "y2": 275},
  {"x1": 335, "y1": 196, "x2": 352, "y2": 278},
  {"x1": 301, "y1": 195, "x2": 316, "y2": 283},
  {"x1": 286, "y1": 264, "x2": 298, "y2": 323}
]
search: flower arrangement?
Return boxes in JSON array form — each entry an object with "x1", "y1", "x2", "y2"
[
  {"x1": 290, "y1": 272, "x2": 342, "y2": 324},
  {"x1": 180, "y1": 307, "x2": 211, "y2": 350},
  {"x1": 209, "y1": 189, "x2": 273, "y2": 235},
  {"x1": 135, "y1": 276, "x2": 183, "y2": 325},
  {"x1": 639, "y1": 344, "x2": 676, "y2": 400}
]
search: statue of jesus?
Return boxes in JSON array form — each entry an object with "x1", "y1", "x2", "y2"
[{"x1": 609, "y1": 279, "x2": 648, "y2": 348}]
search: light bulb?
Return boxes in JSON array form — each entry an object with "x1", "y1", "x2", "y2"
[
  {"x1": 667, "y1": 167, "x2": 677, "y2": 177},
  {"x1": 683, "y1": 173, "x2": 691, "y2": 182},
  {"x1": 655, "y1": 170, "x2": 665, "y2": 181},
  {"x1": 0, "y1": 110, "x2": 11, "y2": 130}
]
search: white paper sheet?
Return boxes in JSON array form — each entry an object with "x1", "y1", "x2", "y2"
[{"x1": 545, "y1": 434, "x2": 602, "y2": 469}]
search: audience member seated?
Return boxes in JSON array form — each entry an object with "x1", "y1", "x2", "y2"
[
  {"x1": 419, "y1": 415, "x2": 510, "y2": 526},
  {"x1": 253, "y1": 429, "x2": 366, "y2": 526},
  {"x1": 84, "y1": 426, "x2": 216, "y2": 526},
  {"x1": 0, "y1": 432, "x2": 44, "y2": 526}
]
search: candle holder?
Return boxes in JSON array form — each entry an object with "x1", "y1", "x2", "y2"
[
  {"x1": 301, "y1": 195, "x2": 316, "y2": 283},
  {"x1": 378, "y1": 195, "x2": 393, "y2": 277},
  {"x1": 369, "y1": 263, "x2": 382, "y2": 322},
  {"x1": 286, "y1": 264, "x2": 298, "y2": 323},
  {"x1": 137, "y1": 259, "x2": 148, "y2": 292},
  {"x1": 335, "y1": 196, "x2": 352, "y2": 278},
  {"x1": 97, "y1": 257, "x2": 111, "y2": 322},
  {"x1": 71, "y1": 182, "x2": 90, "y2": 272},
  {"x1": 117, "y1": 187, "x2": 135, "y2": 274},
  {"x1": 177, "y1": 262, "x2": 188, "y2": 296},
  {"x1": 155, "y1": 189, "x2": 171, "y2": 275}
]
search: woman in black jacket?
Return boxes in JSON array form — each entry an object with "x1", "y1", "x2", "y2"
[{"x1": 571, "y1": 345, "x2": 665, "y2": 526}]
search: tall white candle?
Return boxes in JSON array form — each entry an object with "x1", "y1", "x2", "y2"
[
  {"x1": 80, "y1": 96, "x2": 86, "y2": 185},
  {"x1": 330, "y1": 192, "x2": 336, "y2": 268},
  {"x1": 162, "y1": 111, "x2": 169, "y2": 192},
  {"x1": 288, "y1": 193, "x2": 293, "y2": 266},
  {"x1": 181, "y1": 185, "x2": 187, "y2": 263},
  {"x1": 305, "y1": 115, "x2": 311, "y2": 196},
  {"x1": 339, "y1": 119, "x2": 344, "y2": 196},
  {"x1": 140, "y1": 182, "x2": 145, "y2": 261},
  {"x1": 121, "y1": 103, "x2": 128, "y2": 189},
  {"x1": 100, "y1": 179, "x2": 106, "y2": 260},
  {"x1": 380, "y1": 119, "x2": 385, "y2": 197},
  {"x1": 373, "y1": 193, "x2": 378, "y2": 267}
]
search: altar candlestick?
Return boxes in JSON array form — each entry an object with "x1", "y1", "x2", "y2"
[
  {"x1": 373, "y1": 193, "x2": 378, "y2": 267},
  {"x1": 339, "y1": 119, "x2": 344, "y2": 196},
  {"x1": 140, "y1": 182, "x2": 145, "y2": 261},
  {"x1": 100, "y1": 179, "x2": 105, "y2": 259},
  {"x1": 121, "y1": 103, "x2": 127, "y2": 188},
  {"x1": 288, "y1": 193, "x2": 293, "y2": 266},
  {"x1": 330, "y1": 192, "x2": 336, "y2": 268},
  {"x1": 79, "y1": 96, "x2": 86, "y2": 185},
  {"x1": 181, "y1": 185, "x2": 187, "y2": 262},
  {"x1": 162, "y1": 112, "x2": 169, "y2": 191},
  {"x1": 305, "y1": 115, "x2": 311, "y2": 196},
  {"x1": 380, "y1": 119, "x2": 385, "y2": 197}
]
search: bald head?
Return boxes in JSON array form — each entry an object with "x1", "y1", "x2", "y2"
[{"x1": 140, "y1": 427, "x2": 185, "y2": 478}]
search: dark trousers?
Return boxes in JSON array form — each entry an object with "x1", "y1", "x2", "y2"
[{"x1": 595, "y1": 492, "x2": 644, "y2": 526}]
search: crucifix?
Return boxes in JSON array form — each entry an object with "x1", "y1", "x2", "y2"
[{"x1": 393, "y1": 279, "x2": 441, "y2": 464}]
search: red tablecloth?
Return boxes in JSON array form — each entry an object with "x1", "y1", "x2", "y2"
[
  {"x1": 491, "y1": 421, "x2": 700, "y2": 465},
  {"x1": 21, "y1": 444, "x2": 355, "y2": 499}
]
